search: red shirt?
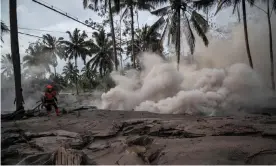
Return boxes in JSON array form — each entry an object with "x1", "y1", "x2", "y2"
[{"x1": 44, "y1": 91, "x2": 56, "y2": 101}]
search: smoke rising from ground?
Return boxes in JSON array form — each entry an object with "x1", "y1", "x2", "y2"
[{"x1": 101, "y1": 17, "x2": 276, "y2": 115}]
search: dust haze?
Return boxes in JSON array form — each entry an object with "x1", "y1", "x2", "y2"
[
  {"x1": 100, "y1": 15, "x2": 276, "y2": 115},
  {"x1": 2, "y1": 4, "x2": 276, "y2": 116}
]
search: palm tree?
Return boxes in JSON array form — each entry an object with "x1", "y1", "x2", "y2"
[
  {"x1": 83, "y1": 0, "x2": 119, "y2": 71},
  {"x1": 23, "y1": 41, "x2": 51, "y2": 73},
  {"x1": 151, "y1": 0, "x2": 209, "y2": 70},
  {"x1": 42, "y1": 34, "x2": 64, "y2": 76},
  {"x1": 61, "y1": 28, "x2": 90, "y2": 66},
  {"x1": 62, "y1": 62, "x2": 79, "y2": 94},
  {"x1": 49, "y1": 73, "x2": 67, "y2": 92},
  {"x1": 137, "y1": 24, "x2": 163, "y2": 52},
  {"x1": 114, "y1": 0, "x2": 164, "y2": 68},
  {"x1": 80, "y1": 66, "x2": 99, "y2": 91},
  {"x1": 87, "y1": 29, "x2": 116, "y2": 77},
  {"x1": 126, "y1": 24, "x2": 164, "y2": 64},
  {"x1": 1, "y1": 54, "x2": 13, "y2": 77},
  {"x1": 1, "y1": 21, "x2": 9, "y2": 43},
  {"x1": 215, "y1": 0, "x2": 253, "y2": 68},
  {"x1": 10, "y1": 0, "x2": 24, "y2": 110}
]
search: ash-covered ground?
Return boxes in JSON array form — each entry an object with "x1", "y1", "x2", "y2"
[{"x1": 2, "y1": 108, "x2": 276, "y2": 165}]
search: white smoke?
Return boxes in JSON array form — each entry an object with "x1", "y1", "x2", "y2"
[
  {"x1": 101, "y1": 53, "x2": 273, "y2": 115},
  {"x1": 100, "y1": 15, "x2": 276, "y2": 115}
]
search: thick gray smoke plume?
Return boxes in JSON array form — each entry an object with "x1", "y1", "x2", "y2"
[{"x1": 101, "y1": 16, "x2": 276, "y2": 115}]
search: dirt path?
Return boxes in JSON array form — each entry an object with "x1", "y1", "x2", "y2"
[{"x1": 2, "y1": 109, "x2": 276, "y2": 164}]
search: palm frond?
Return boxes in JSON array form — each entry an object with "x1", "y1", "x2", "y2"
[
  {"x1": 191, "y1": 11, "x2": 208, "y2": 33},
  {"x1": 191, "y1": 13, "x2": 209, "y2": 46},
  {"x1": 193, "y1": 0, "x2": 216, "y2": 10},
  {"x1": 121, "y1": 7, "x2": 129, "y2": 19},
  {"x1": 137, "y1": 4, "x2": 154, "y2": 11},
  {"x1": 183, "y1": 12, "x2": 195, "y2": 54},
  {"x1": 215, "y1": 0, "x2": 233, "y2": 15},
  {"x1": 151, "y1": 6, "x2": 171, "y2": 16},
  {"x1": 148, "y1": 16, "x2": 166, "y2": 36},
  {"x1": 147, "y1": 0, "x2": 168, "y2": 7}
]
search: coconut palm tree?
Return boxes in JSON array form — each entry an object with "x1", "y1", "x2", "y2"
[
  {"x1": 151, "y1": 0, "x2": 209, "y2": 70},
  {"x1": 9, "y1": 0, "x2": 24, "y2": 110},
  {"x1": 79, "y1": 66, "x2": 99, "y2": 91},
  {"x1": 137, "y1": 24, "x2": 163, "y2": 52},
  {"x1": 1, "y1": 53, "x2": 13, "y2": 77},
  {"x1": 215, "y1": 0, "x2": 254, "y2": 68},
  {"x1": 83, "y1": 0, "x2": 119, "y2": 71},
  {"x1": 62, "y1": 61, "x2": 79, "y2": 94},
  {"x1": 1, "y1": 21, "x2": 9, "y2": 43},
  {"x1": 49, "y1": 73, "x2": 67, "y2": 92},
  {"x1": 42, "y1": 34, "x2": 64, "y2": 76},
  {"x1": 114, "y1": 0, "x2": 166, "y2": 68},
  {"x1": 60, "y1": 28, "x2": 90, "y2": 66},
  {"x1": 125, "y1": 24, "x2": 164, "y2": 64},
  {"x1": 87, "y1": 29, "x2": 117, "y2": 77},
  {"x1": 23, "y1": 41, "x2": 51, "y2": 77}
]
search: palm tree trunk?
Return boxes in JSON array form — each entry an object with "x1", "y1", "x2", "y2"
[
  {"x1": 120, "y1": 13, "x2": 123, "y2": 69},
  {"x1": 136, "y1": 10, "x2": 140, "y2": 30},
  {"x1": 54, "y1": 66, "x2": 57, "y2": 77},
  {"x1": 206, "y1": 8, "x2": 208, "y2": 23},
  {"x1": 242, "y1": 0, "x2": 253, "y2": 68},
  {"x1": 176, "y1": 9, "x2": 181, "y2": 71},
  {"x1": 130, "y1": 4, "x2": 136, "y2": 68},
  {"x1": 237, "y1": 4, "x2": 241, "y2": 22},
  {"x1": 10, "y1": 0, "x2": 24, "y2": 111},
  {"x1": 267, "y1": 1, "x2": 275, "y2": 90},
  {"x1": 75, "y1": 57, "x2": 79, "y2": 95},
  {"x1": 108, "y1": 0, "x2": 118, "y2": 71}
]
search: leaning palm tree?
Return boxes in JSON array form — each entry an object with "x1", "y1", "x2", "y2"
[
  {"x1": 151, "y1": 0, "x2": 209, "y2": 70},
  {"x1": 87, "y1": 29, "x2": 115, "y2": 77},
  {"x1": 114, "y1": 0, "x2": 165, "y2": 68},
  {"x1": 42, "y1": 34, "x2": 64, "y2": 76},
  {"x1": 1, "y1": 21, "x2": 9, "y2": 43},
  {"x1": 1, "y1": 53, "x2": 13, "y2": 77},
  {"x1": 60, "y1": 28, "x2": 90, "y2": 66},
  {"x1": 62, "y1": 61, "x2": 79, "y2": 94},
  {"x1": 83, "y1": 0, "x2": 119, "y2": 71},
  {"x1": 215, "y1": 0, "x2": 254, "y2": 68}
]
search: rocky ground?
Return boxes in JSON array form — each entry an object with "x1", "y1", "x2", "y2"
[{"x1": 1, "y1": 108, "x2": 276, "y2": 165}]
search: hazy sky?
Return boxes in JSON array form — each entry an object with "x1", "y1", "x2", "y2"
[{"x1": 1, "y1": 0, "x2": 265, "y2": 73}]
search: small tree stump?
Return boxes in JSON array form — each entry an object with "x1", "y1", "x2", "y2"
[{"x1": 55, "y1": 147, "x2": 82, "y2": 165}]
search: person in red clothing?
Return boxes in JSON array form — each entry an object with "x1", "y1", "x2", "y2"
[{"x1": 44, "y1": 84, "x2": 60, "y2": 116}]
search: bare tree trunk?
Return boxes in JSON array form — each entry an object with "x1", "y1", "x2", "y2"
[
  {"x1": 242, "y1": 0, "x2": 253, "y2": 68},
  {"x1": 176, "y1": 9, "x2": 181, "y2": 71},
  {"x1": 267, "y1": 0, "x2": 275, "y2": 90},
  {"x1": 130, "y1": 4, "x2": 136, "y2": 68},
  {"x1": 108, "y1": 0, "x2": 118, "y2": 71},
  {"x1": 10, "y1": 0, "x2": 24, "y2": 110}
]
